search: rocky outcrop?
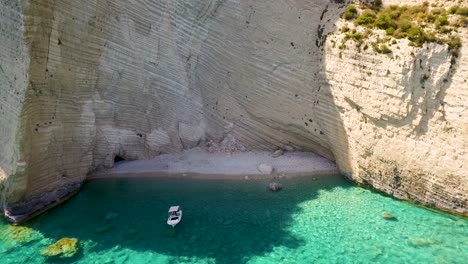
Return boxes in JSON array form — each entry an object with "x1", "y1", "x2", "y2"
[
  {"x1": 0, "y1": 0, "x2": 466, "y2": 222},
  {"x1": 41, "y1": 237, "x2": 79, "y2": 258}
]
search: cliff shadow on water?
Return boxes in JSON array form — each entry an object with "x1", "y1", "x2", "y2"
[
  {"x1": 0, "y1": 0, "x2": 358, "y2": 223},
  {"x1": 23, "y1": 176, "x2": 352, "y2": 264},
  {"x1": 1, "y1": 1, "x2": 354, "y2": 262},
  {"x1": 13, "y1": 1, "x2": 354, "y2": 263}
]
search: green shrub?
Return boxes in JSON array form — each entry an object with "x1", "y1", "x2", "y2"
[
  {"x1": 388, "y1": 5, "x2": 399, "y2": 11},
  {"x1": 407, "y1": 5, "x2": 427, "y2": 15},
  {"x1": 380, "y1": 44, "x2": 392, "y2": 54},
  {"x1": 447, "y1": 36, "x2": 461, "y2": 50},
  {"x1": 438, "y1": 15, "x2": 449, "y2": 26},
  {"x1": 425, "y1": 31, "x2": 437, "y2": 42},
  {"x1": 407, "y1": 26, "x2": 425, "y2": 45},
  {"x1": 343, "y1": 3, "x2": 463, "y2": 53},
  {"x1": 388, "y1": 8, "x2": 402, "y2": 19},
  {"x1": 392, "y1": 28, "x2": 407, "y2": 39},
  {"x1": 386, "y1": 27, "x2": 395, "y2": 35},
  {"x1": 423, "y1": 73, "x2": 430, "y2": 80},
  {"x1": 453, "y1": 17, "x2": 468, "y2": 27},
  {"x1": 397, "y1": 18, "x2": 412, "y2": 32},
  {"x1": 343, "y1": 6, "x2": 357, "y2": 20},
  {"x1": 415, "y1": 13, "x2": 426, "y2": 24},
  {"x1": 438, "y1": 26, "x2": 452, "y2": 34},
  {"x1": 345, "y1": 33, "x2": 362, "y2": 41},
  {"x1": 375, "y1": 13, "x2": 396, "y2": 29},
  {"x1": 343, "y1": 11, "x2": 355, "y2": 20},
  {"x1": 431, "y1": 8, "x2": 443, "y2": 15},
  {"x1": 372, "y1": 43, "x2": 380, "y2": 53},
  {"x1": 456, "y1": 7, "x2": 468, "y2": 16},
  {"x1": 373, "y1": 0, "x2": 383, "y2": 8},
  {"x1": 426, "y1": 13, "x2": 437, "y2": 23},
  {"x1": 341, "y1": 24, "x2": 350, "y2": 32},
  {"x1": 346, "y1": 5, "x2": 357, "y2": 14},
  {"x1": 449, "y1": 6, "x2": 459, "y2": 14},
  {"x1": 355, "y1": 10, "x2": 377, "y2": 26}
]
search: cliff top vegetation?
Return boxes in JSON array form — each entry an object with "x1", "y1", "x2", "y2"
[{"x1": 339, "y1": 1, "x2": 467, "y2": 57}]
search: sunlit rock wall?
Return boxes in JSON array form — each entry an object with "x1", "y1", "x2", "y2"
[
  {"x1": 324, "y1": 19, "x2": 468, "y2": 214},
  {"x1": 0, "y1": 0, "x2": 466, "y2": 221}
]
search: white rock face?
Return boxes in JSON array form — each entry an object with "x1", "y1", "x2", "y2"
[
  {"x1": 324, "y1": 6, "x2": 468, "y2": 214},
  {"x1": 0, "y1": 0, "x2": 466, "y2": 220},
  {"x1": 258, "y1": 164, "x2": 273, "y2": 175}
]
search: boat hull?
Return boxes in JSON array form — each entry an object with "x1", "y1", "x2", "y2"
[{"x1": 167, "y1": 210, "x2": 182, "y2": 227}]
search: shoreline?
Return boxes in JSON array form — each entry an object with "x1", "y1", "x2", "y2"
[
  {"x1": 4, "y1": 149, "x2": 339, "y2": 225},
  {"x1": 88, "y1": 148, "x2": 340, "y2": 180}
]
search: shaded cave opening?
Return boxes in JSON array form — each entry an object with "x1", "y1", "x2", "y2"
[{"x1": 113, "y1": 155, "x2": 126, "y2": 163}]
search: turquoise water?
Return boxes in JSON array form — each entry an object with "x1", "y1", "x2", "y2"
[{"x1": 1, "y1": 176, "x2": 467, "y2": 264}]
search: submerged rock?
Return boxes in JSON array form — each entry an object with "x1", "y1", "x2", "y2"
[
  {"x1": 408, "y1": 237, "x2": 434, "y2": 247},
  {"x1": 105, "y1": 212, "x2": 120, "y2": 222},
  {"x1": 382, "y1": 211, "x2": 396, "y2": 220},
  {"x1": 283, "y1": 145, "x2": 294, "y2": 152},
  {"x1": 41, "y1": 237, "x2": 79, "y2": 258},
  {"x1": 126, "y1": 228, "x2": 138, "y2": 235},
  {"x1": 258, "y1": 163, "x2": 273, "y2": 174},
  {"x1": 8, "y1": 226, "x2": 37, "y2": 244},
  {"x1": 269, "y1": 182, "x2": 283, "y2": 192},
  {"x1": 95, "y1": 226, "x2": 111, "y2": 234},
  {"x1": 272, "y1": 149, "x2": 284, "y2": 158}
]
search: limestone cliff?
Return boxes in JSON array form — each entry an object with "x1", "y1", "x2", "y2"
[{"x1": 0, "y1": 0, "x2": 466, "y2": 222}]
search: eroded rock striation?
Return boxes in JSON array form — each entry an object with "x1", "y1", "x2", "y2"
[{"x1": 0, "y1": 0, "x2": 467, "y2": 222}]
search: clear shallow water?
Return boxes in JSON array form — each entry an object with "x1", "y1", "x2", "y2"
[{"x1": 0, "y1": 176, "x2": 467, "y2": 264}]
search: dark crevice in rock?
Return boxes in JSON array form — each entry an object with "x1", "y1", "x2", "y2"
[{"x1": 113, "y1": 155, "x2": 126, "y2": 163}]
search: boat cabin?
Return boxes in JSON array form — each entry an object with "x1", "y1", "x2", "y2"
[{"x1": 168, "y1": 206, "x2": 180, "y2": 217}]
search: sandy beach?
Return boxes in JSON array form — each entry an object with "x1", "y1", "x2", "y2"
[{"x1": 88, "y1": 148, "x2": 340, "y2": 180}]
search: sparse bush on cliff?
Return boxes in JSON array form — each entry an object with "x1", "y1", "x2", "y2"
[
  {"x1": 407, "y1": 26, "x2": 425, "y2": 46},
  {"x1": 456, "y1": 7, "x2": 468, "y2": 16},
  {"x1": 355, "y1": 10, "x2": 376, "y2": 25},
  {"x1": 385, "y1": 27, "x2": 395, "y2": 35},
  {"x1": 375, "y1": 12, "x2": 397, "y2": 29},
  {"x1": 447, "y1": 5, "x2": 468, "y2": 17},
  {"x1": 343, "y1": 5, "x2": 358, "y2": 20},
  {"x1": 373, "y1": 0, "x2": 382, "y2": 9},
  {"x1": 339, "y1": 3, "x2": 465, "y2": 57},
  {"x1": 371, "y1": 41, "x2": 391, "y2": 54},
  {"x1": 452, "y1": 17, "x2": 468, "y2": 27},
  {"x1": 379, "y1": 44, "x2": 391, "y2": 54},
  {"x1": 397, "y1": 18, "x2": 412, "y2": 32},
  {"x1": 341, "y1": 24, "x2": 350, "y2": 32},
  {"x1": 438, "y1": 15, "x2": 449, "y2": 26},
  {"x1": 425, "y1": 31, "x2": 437, "y2": 43},
  {"x1": 423, "y1": 72, "x2": 430, "y2": 81},
  {"x1": 345, "y1": 32, "x2": 362, "y2": 41},
  {"x1": 449, "y1": 6, "x2": 458, "y2": 14},
  {"x1": 447, "y1": 36, "x2": 461, "y2": 51}
]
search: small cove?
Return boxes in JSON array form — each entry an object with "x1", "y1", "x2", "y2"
[{"x1": 1, "y1": 175, "x2": 467, "y2": 264}]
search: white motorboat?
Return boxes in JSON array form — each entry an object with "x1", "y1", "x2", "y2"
[{"x1": 167, "y1": 206, "x2": 182, "y2": 227}]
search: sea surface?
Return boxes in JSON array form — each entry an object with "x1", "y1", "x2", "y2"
[{"x1": 0, "y1": 176, "x2": 467, "y2": 264}]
